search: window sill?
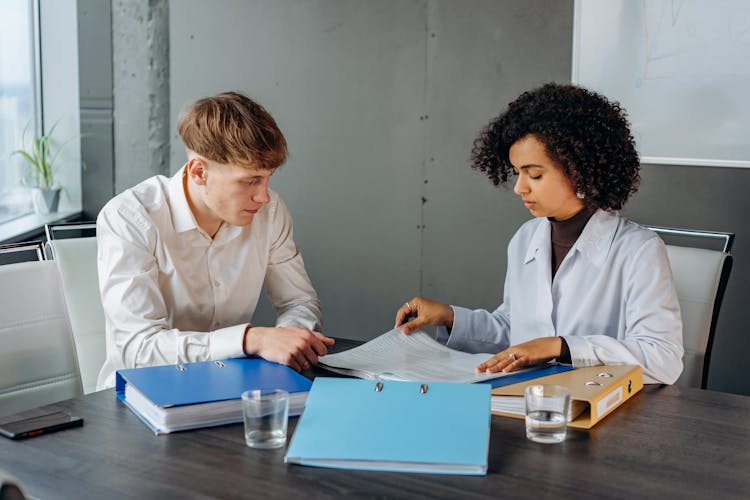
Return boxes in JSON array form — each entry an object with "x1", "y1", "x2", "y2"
[{"x1": 0, "y1": 211, "x2": 83, "y2": 244}]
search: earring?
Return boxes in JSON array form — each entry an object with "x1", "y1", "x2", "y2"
[{"x1": 576, "y1": 191, "x2": 585, "y2": 200}]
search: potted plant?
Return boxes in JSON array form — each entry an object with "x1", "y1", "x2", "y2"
[{"x1": 12, "y1": 121, "x2": 72, "y2": 215}]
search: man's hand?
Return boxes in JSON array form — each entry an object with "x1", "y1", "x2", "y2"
[
  {"x1": 394, "y1": 297, "x2": 454, "y2": 334},
  {"x1": 475, "y1": 337, "x2": 563, "y2": 373},
  {"x1": 243, "y1": 326, "x2": 335, "y2": 372}
]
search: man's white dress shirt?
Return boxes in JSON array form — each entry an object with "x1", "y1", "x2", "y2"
[
  {"x1": 96, "y1": 167, "x2": 321, "y2": 389},
  {"x1": 438, "y1": 210, "x2": 684, "y2": 384}
]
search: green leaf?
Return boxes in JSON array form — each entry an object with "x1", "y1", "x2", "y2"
[{"x1": 10, "y1": 118, "x2": 73, "y2": 190}]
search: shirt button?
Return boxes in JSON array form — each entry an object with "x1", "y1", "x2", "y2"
[{"x1": 214, "y1": 281, "x2": 220, "y2": 288}]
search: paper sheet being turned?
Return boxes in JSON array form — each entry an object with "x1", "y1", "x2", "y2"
[{"x1": 319, "y1": 328, "x2": 530, "y2": 383}]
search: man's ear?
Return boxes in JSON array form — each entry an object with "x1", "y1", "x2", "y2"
[{"x1": 186, "y1": 157, "x2": 208, "y2": 186}]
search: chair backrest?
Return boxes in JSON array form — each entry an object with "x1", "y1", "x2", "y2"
[
  {"x1": 44, "y1": 236, "x2": 105, "y2": 395},
  {"x1": 648, "y1": 226, "x2": 734, "y2": 389},
  {"x1": 0, "y1": 241, "x2": 45, "y2": 266},
  {"x1": 0, "y1": 260, "x2": 83, "y2": 418},
  {"x1": 44, "y1": 221, "x2": 97, "y2": 242}
]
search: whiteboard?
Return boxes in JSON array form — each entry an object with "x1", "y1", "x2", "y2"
[{"x1": 572, "y1": 0, "x2": 750, "y2": 168}]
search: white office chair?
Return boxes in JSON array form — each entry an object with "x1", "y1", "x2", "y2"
[
  {"x1": 648, "y1": 226, "x2": 734, "y2": 389},
  {"x1": 44, "y1": 223, "x2": 104, "y2": 395},
  {"x1": 0, "y1": 244, "x2": 83, "y2": 418}
]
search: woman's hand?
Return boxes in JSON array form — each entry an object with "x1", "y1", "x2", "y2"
[
  {"x1": 475, "y1": 337, "x2": 563, "y2": 373},
  {"x1": 394, "y1": 297, "x2": 454, "y2": 334}
]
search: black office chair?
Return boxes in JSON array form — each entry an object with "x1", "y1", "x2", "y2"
[{"x1": 647, "y1": 226, "x2": 734, "y2": 389}]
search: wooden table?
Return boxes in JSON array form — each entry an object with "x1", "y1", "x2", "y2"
[{"x1": 1, "y1": 340, "x2": 748, "y2": 499}]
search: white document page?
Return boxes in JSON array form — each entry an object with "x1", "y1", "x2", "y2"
[{"x1": 319, "y1": 328, "x2": 529, "y2": 383}]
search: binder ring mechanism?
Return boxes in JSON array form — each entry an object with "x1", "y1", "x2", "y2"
[
  {"x1": 176, "y1": 360, "x2": 226, "y2": 372},
  {"x1": 373, "y1": 382, "x2": 429, "y2": 394},
  {"x1": 585, "y1": 372, "x2": 615, "y2": 387}
]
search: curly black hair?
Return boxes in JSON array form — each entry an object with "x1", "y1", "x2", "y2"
[{"x1": 470, "y1": 83, "x2": 640, "y2": 210}]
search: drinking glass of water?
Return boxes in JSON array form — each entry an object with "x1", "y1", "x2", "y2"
[
  {"x1": 241, "y1": 389, "x2": 289, "y2": 449},
  {"x1": 524, "y1": 384, "x2": 570, "y2": 444}
]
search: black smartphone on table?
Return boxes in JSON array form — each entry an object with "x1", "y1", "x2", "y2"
[{"x1": 0, "y1": 411, "x2": 83, "y2": 440}]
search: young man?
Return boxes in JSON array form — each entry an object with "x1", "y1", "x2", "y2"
[{"x1": 96, "y1": 91, "x2": 332, "y2": 389}]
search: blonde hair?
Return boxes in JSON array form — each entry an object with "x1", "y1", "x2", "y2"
[{"x1": 177, "y1": 91, "x2": 287, "y2": 169}]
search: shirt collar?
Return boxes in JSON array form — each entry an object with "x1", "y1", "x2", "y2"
[
  {"x1": 573, "y1": 209, "x2": 620, "y2": 267},
  {"x1": 524, "y1": 218, "x2": 551, "y2": 264},
  {"x1": 168, "y1": 165, "x2": 247, "y2": 243},
  {"x1": 168, "y1": 165, "x2": 199, "y2": 234},
  {"x1": 523, "y1": 209, "x2": 620, "y2": 267}
]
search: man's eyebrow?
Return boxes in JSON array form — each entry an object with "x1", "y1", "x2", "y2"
[{"x1": 241, "y1": 171, "x2": 273, "y2": 180}]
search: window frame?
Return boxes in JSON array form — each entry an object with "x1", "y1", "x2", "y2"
[
  {"x1": 0, "y1": 0, "x2": 43, "y2": 224},
  {"x1": 0, "y1": 0, "x2": 83, "y2": 243}
]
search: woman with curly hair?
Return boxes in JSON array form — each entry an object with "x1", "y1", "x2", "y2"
[{"x1": 395, "y1": 83, "x2": 683, "y2": 384}]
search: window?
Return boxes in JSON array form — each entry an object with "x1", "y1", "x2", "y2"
[{"x1": 0, "y1": 0, "x2": 39, "y2": 224}]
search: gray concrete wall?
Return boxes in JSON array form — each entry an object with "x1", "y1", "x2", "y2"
[
  {"x1": 421, "y1": 1, "x2": 573, "y2": 309},
  {"x1": 170, "y1": 0, "x2": 427, "y2": 341},
  {"x1": 78, "y1": 0, "x2": 114, "y2": 219},
  {"x1": 112, "y1": 0, "x2": 170, "y2": 193}
]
